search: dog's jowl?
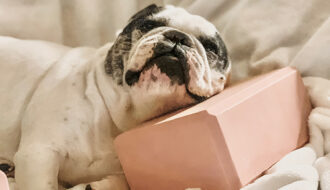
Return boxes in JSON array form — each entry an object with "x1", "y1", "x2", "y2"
[{"x1": 0, "y1": 4, "x2": 231, "y2": 190}]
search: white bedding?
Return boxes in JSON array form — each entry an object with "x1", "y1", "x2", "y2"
[
  {"x1": 1, "y1": 0, "x2": 330, "y2": 189},
  {"x1": 243, "y1": 77, "x2": 330, "y2": 190}
]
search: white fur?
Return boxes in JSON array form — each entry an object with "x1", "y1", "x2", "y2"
[{"x1": 155, "y1": 5, "x2": 217, "y2": 37}]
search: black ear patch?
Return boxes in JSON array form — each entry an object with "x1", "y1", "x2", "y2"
[
  {"x1": 199, "y1": 36, "x2": 219, "y2": 54},
  {"x1": 105, "y1": 4, "x2": 166, "y2": 85},
  {"x1": 130, "y1": 4, "x2": 163, "y2": 21},
  {"x1": 199, "y1": 33, "x2": 229, "y2": 71},
  {"x1": 123, "y1": 4, "x2": 165, "y2": 35}
]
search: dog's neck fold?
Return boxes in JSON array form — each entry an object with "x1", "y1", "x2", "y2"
[{"x1": 90, "y1": 44, "x2": 152, "y2": 132}]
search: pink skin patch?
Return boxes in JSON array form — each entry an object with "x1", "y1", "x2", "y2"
[
  {"x1": 137, "y1": 65, "x2": 172, "y2": 89},
  {"x1": 129, "y1": 63, "x2": 195, "y2": 121}
]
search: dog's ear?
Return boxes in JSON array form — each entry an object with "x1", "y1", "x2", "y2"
[
  {"x1": 105, "y1": 4, "x2": 165, "y2": 85},
  {"x1": 130, "y1": 4, "x2": 163, "y2": 21}
]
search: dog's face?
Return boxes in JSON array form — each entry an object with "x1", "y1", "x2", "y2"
[{"x1": 105, "y1": 4, "x2": 231, "y2": 122}]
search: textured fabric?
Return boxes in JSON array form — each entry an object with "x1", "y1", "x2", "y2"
[{"x1": 1, "y1": 0, "x2": 330, "y2": 189}]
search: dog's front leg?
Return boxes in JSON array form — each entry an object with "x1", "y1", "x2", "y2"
[
  {"x1": 68, "y1": 175, "x2": 129, "y2": 190},
  {"x1": 14, "y1": 146, "x2": 62, "y2": 190}
]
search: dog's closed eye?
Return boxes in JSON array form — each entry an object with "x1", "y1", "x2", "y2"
[{"x1": 198, "y1": 37, "x2": 219, "y2": 54}]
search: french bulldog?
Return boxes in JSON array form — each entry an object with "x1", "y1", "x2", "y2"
[{"x1": 0, "y1": 4, "x2": 231, "y2": 190}]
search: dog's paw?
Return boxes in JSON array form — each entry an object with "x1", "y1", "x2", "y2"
[
  {"x1": 8, "y1": 177, "x2": 18, "y2": 190},
  {"x1": 67, "y1": 184, "x2": 93, "y2": 190},
  {"x1": 85, "y1": 184, "x2": 92, "y2": 190},
  {"x1": 68, "y1": 175, "x2": 128, "y2": 190},
  {"x1": 0, "y1": 160, "x2": 15, "y2": 177}
]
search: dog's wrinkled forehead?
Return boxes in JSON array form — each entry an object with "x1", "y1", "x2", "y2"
[{"x1": 154, "y1": 5, "x2": 217, "y2": 37}]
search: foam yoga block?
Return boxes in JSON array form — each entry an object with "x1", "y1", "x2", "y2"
[
  {"x1": 0, "y1": 171, "x2": 9, "y2": 190},
  {"x1": 115, "y1": 67, "x2": 311, "y2": 190}
]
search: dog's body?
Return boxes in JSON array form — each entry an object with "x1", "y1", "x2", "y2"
[
  {"x1": 0, "y1": 39, "x2": 126, "y2": 189},
  {"x1": 0, "y1": 4, "x2": 231, "y2": 190}
]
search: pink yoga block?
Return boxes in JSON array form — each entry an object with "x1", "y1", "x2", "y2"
[
  {"x1": 115, "y1": 67, "x2": 311, "y2": 190},
  {"x1": 0, "y1": 171, "x2": 9, "y2": 190}
]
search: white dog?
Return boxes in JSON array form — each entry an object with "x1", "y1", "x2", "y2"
[{"x1": 0, "y1": 4, "x2": 231, "y2": 190}]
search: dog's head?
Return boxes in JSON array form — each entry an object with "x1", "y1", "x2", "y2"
[{"x1": 104, "y1": 4, "x2": 231, "y2": 123}]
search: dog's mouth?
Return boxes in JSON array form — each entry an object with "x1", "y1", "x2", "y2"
[
  {"x1": 142, "y1": 54, "x2": 185, "y2": 85},
  {"x1": 125, "y1": 40, "x2": 185, "y2": 83}
]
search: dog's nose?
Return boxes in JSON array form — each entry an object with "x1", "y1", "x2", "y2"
[{"x1": 163, "y1": 30, "x2": 193, "y2": 47}]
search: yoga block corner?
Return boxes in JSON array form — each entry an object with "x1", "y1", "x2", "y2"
[{"x1": 0, "y1": 171, "x2": 9, "y2": 190}]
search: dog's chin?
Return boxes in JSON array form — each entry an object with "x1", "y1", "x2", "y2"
[
  {"x1": 127, "y1": 57, "x2": 197, "y2": 120},
  {"x1": 129, "y1": 55, "x2": 184, "y2": 89}
]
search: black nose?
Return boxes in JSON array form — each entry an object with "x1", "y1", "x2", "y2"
[{"x1": 163, "y1": 30, "x2": 193, "y2": 47}]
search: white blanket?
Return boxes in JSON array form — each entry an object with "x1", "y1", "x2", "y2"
[
  {"x1": 1, "y1": 0, "x2": 330, "y2": 189},
  {"x1": 242, "y1": 77, "x2": 330, "y2": 190}
]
